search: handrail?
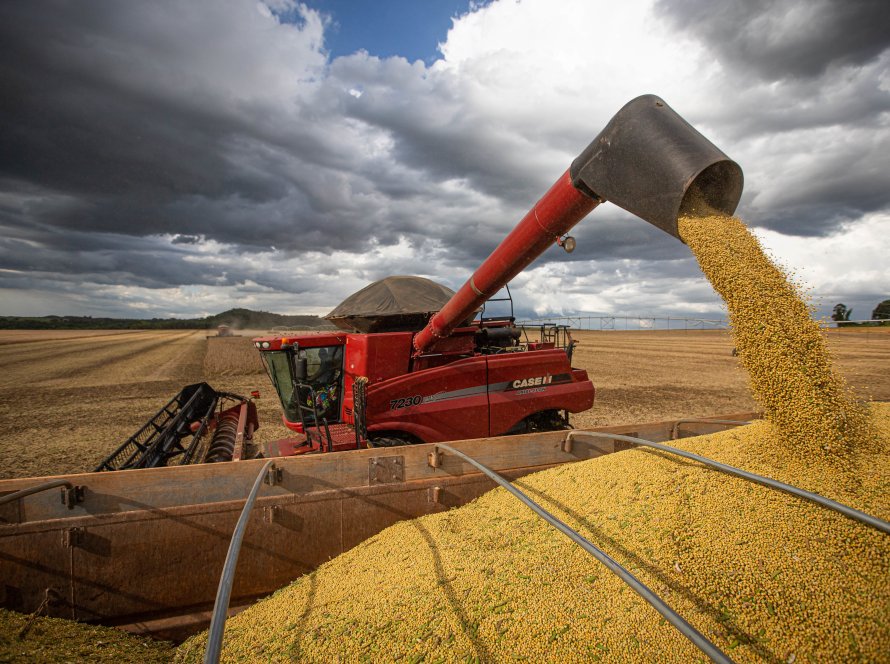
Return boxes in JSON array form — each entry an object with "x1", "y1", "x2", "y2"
[
  {"x1": 565, "y1": 431, "x2": 890, "y2": 536},
  {"x1": 0, "y1": 479, "x2": 81, "y2": 509},
  {"x1": 670, "y1": 419, "x2": 751, "y2": 440},
  {"x1": 204, "y1": 459, "x2": 275, "y2": 664},
  {"x1": 432, "y1": 443, "x2": 735, "y2": 664}
]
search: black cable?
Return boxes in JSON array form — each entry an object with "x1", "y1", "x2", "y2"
[
  {"x1": 0, "y1": 479, "x2": 73, "y2": 506},
  {"x1": 566, "y1": 431, "x2": 890, "y2": 536}
]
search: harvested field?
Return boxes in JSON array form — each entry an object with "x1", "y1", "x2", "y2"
[
  {"x1": 569, "y1": 327, "x2": 890, "y2": 429},
  {"x1": 0, "y1": 330, "x2": 136, "y2": 346},
  {"x1": 0, "y1": 330, "x2": 207, "y2": 479},
  {"x1": 0, "y1": 327, "x2": 888, "y2": 479}
]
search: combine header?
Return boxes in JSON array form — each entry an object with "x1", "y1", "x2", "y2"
[
  {"x1": 254, "y1": 94, "x2": 742, "y2": 455},
  {"x1": 94, "y1": 384, "x2": 258, "y2": 470}
]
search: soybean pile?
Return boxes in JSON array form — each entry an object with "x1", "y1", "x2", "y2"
[
  {"x1": 0, "y1": 608, "x2": 174, "y2": 662},
  {"x1": 176, "y1": 212, "x2": 888, "y2": 662},
  {"x1": 177, "y1": 407, "x2": 889, "y2": 663}
]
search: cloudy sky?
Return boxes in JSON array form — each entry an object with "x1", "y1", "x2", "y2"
[{"x1": 1, "y1": 0, "x2": 888, "y2": 322}]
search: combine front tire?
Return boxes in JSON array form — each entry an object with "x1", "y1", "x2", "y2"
[{"x1": 367, "y1": 435, "x2": 415, "y2": 448}]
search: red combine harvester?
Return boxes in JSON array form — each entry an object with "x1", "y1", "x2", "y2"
[
  {"x1": 254, "y1": 94, "x2": 742, "y2": 455},
  {"x1": 0, "y1": 94, "x2": 752, "y2": 640},
  {"x1": 254, "y1": 284, "x2": 593, "y2": 454}
]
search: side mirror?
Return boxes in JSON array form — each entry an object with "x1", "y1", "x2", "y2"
[{"x1": 294, "y1": 357, "x2": 308, "y2": 381}]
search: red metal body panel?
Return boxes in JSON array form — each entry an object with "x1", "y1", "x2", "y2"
[
  {"x1": 366, "y1": 355, "x2": 490, "y2": 442},
  {"x1": 343, "y1": 332, "x2": 412, "y2": 383},
  {"x1": 414, "y1": 171, "x2": 599, "y2": 353},
  {"x1": 361, "y1": 348, "x2": 593, "y2": 443},
  {"x1": 486, "y1": 349, "x2": 594, "y2": 434},
  {"x1": 252, "y1": 332, "x2": 347, "y2": 351},
  {"x1": 341, "y1": 332, "x2": 412, "y2": 425}
]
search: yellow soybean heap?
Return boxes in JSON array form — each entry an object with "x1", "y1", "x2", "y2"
[
  {"x1": 177, "y1": 213, "x2": 888, "y2": 662},
  {"x1": 0, "y1": 608, "x2": 174, "y2": 662}
]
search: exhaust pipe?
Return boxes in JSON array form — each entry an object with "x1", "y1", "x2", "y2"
[{"x1": 413, "y1": 95, "x2": 743, "y2": 355}]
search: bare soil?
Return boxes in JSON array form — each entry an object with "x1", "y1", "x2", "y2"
[
  {"x1": 569, "y1": 328, "x2": 890, "y2": 430},
  {"x1": 1, "y1": 328, "x2": 887, "y2": 479}
]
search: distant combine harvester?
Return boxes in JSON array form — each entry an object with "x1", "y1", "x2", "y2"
[{"x1": 206, "y1": 324, "x2": 236, "y2": 339}]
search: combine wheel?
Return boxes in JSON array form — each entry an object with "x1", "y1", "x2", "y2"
[
  {"x1": 509, "y1": 410, "x2": 571, "y2": 435},
  {"x1": 367, "y1": 435, "x2": 415, "y2": 448}
]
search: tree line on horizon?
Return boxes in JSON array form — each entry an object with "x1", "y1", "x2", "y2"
[
  {"x1": 0, "y1": 308, "x2": 331, "y2": 330},
  {"x1": 831, "y1": 299, "x2": 890, "y2": 325}
]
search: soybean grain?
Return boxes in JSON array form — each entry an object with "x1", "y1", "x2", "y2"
[{"x1": 175, "y1": 212, "x2": 888, "y2": 663}]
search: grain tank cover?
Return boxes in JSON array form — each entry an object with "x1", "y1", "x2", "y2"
[{"x1": 326, "y1": 276, "x2": 469, "y2": 333}]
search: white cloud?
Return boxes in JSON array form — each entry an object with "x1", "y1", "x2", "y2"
[
  {"x1": 751, "y1": 212, "x2": 890, "y2": 318},
  {"x1": 1, "y1": 0, "x2": 887, "y2": 322}
]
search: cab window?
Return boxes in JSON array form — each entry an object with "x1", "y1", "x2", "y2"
[
  {"x1": 261, "y1": 351, "x2": 299, "y2": 422},
  {"x1": 295, "y1": 345, "x2": 344, "y2": 423}
]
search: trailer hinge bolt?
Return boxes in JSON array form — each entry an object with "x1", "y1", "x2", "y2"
[
  {"x1": 60, "y1": 485, "x2": 84, "y2": 509},
  {"x1": 264, "y1": 465, "x2": 282, "y2": 487},
  {"x1": 63, "y1": 527, "x2": 84, "y2": 548},
  {"x1": 428, "y1": 448, "x2": 442, "y2": 469}
]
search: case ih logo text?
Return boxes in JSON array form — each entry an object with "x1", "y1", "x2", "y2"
[{"x1": 510, "y1": 375, "x2": 553, "y2": 389}]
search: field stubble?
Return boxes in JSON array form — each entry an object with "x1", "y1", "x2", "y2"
[
  {"x1": 0, "y1": 330, "x2": 206, "y2": 479},
  {"x1": 0, "y1": 328, "x2": 888, "y2": 479}
]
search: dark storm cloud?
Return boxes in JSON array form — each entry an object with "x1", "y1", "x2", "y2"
[
  {"x1": 736, "y1": 123, "x2": 890, "y2": 236},
  {"x1": 332, "y1": 65, "x2": 567, "y2": 208},
  {"x1": 0, "y1": 230, "x2": 227, "y2": 289},
  {"x1": 650, "y1": 0, "x2": 890, "y2": 238},
  {"x1": 654, "y1": 0, "x2": 890, "y2": 81},
  {"x1": 0, "y1": 0, "x2": 399, "y2": 257},
  {"x1": 0, "y1": 0, "x2": 887, "y2": 319}
]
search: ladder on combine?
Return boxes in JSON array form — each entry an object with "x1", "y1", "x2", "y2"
[{"x1": 94, "y1": 383, "x2": 219, "y2": 471}]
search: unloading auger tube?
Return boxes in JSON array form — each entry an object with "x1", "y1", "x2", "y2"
[{"x1": 413, "y1": 94, "x2": 743, "y2": 354}]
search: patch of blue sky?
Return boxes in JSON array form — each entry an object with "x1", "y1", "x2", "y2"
[{"x1": 286, "y1": 1, "x2": 490, "y2": 63}]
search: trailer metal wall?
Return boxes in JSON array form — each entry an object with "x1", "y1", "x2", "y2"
[{"x1": 0, "y1": 414, "x2": 755, "y2": 640}]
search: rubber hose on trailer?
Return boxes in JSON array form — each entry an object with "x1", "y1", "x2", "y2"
[
  {"x1": 434, "y1": 443, "x2": 735, "y2": 664},
  {"x1": 205, "y1": 411, "x2": 239, "y2": 463}
]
